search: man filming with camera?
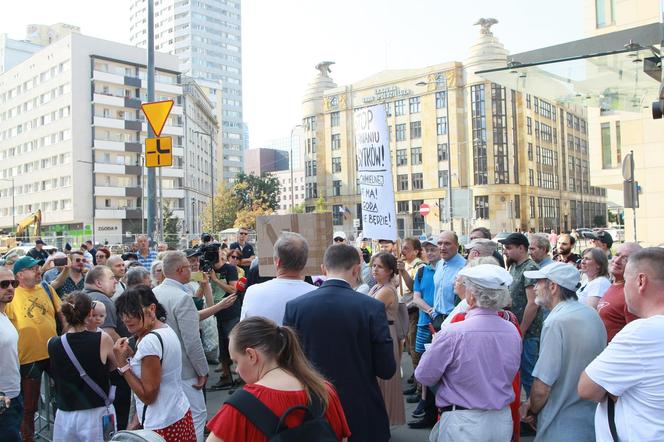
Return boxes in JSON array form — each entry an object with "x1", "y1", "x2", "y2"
[{"x1": 206, "y1": 246, "x2": 241, "y2": 389}]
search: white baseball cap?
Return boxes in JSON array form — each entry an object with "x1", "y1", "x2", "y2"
[
  {"x1": 457, "y1": 264, "x2": 513, "y2": 289},
  {"x1": 333, "y1": 231, "x2": 347, "y2": 240},
  {"x1": 524, "y1": 262, "x2": 580, "y2": 292}
]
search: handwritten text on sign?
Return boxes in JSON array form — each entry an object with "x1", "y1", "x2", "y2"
[{"x1": 355, "y1": 105, "x2": 397, "y2": 240}]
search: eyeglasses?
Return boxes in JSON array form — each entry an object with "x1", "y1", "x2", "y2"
[
  {"x1": 74, "y1": 258, "x2": 84, "y2": 263},
  {"x1": 96, "y1": 255, "x2": 105, "y2": 259},
  {"x1": 239, "y1": 232, "x2": 248, "y2": 235},
  {"x1": 0, "y1": 280, "x2": 19, "y2": 289},
  {"x1": 229, "y1": 255, "x2": 240, "y2": 259}
]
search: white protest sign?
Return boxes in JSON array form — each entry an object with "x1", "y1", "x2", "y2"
[{"x1": 355, "y1": 104, "x2": 398, "y2": 241}]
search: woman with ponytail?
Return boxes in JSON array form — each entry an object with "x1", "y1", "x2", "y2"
[
  {"x1": 47, "y1": 291, "x2": 117, "y2": 441},
  {"x1": 206, "y1": 317, "x2": 351, "y2": 442}
]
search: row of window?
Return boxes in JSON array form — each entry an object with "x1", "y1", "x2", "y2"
[
  {"x1": 1, "y1": 199, "x2": 72, "y2": 217},
  {"x1": 0, "y1": 84, "x2": 71, "y2": 140},
  {"x1": 1, "y1": 152, "x2": 72, "y2": 179},
  {"x1": 1, "y1": 60, "x2": 70, "y2": 103},
  {"x1": 0, "y1": 129, "x2": 71, "y2": 162},
  {"x1": 0, "y1": 175, "x2": 72, "y2": 198}
]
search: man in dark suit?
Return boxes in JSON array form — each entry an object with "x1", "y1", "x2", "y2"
[{"x1": 283, "y1": 244, "x2": 396, "y2": 442}]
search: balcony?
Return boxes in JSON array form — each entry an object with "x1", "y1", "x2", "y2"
[
  {"x1": 93, "y1": 93, "x2": 125, "y2": 107},
  {"x1": 94, "y1": 186, "x2": 126, "y2": 197},
  {"x1": 94, "y1": 116, "x2": 125, "y2": 130},
  {"x1": 94, "y1": 163, "x2": 126, "y2": 174}
]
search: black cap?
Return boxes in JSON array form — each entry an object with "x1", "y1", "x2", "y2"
[
  {"x1": 201, "y1": 233, "x2": 212, "y2": 242},
  {"x1": 35, "y1": 239, "x2": 45, "y2": 245},
  {"x1": 378, "y1": 239, "x2": 395, "y2": 244},
  {"x1": 185, "y1": 248, "x2": 203, "y2": 258},
  {"x1": 121, "y1": 252, "x2": 138, "y2": 261},
  {"x1": 498, "y1": 233, "x2": 529, "y2": 247},
  {"x1": 590, "y1": 230, "x2": 613, "y2": 247}
]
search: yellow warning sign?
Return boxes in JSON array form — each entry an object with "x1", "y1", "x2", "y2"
[
  {"x1": 145, "y1": 137, "x2": 173, "y2": 167},
  {"x1": 141, "y1": 100, "x2": 174, "y2": 137}
]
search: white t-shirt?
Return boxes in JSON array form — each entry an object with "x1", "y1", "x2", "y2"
[
  {"x1": 240, "y1": 278, "x2": 316, "y2": 325},
  {"x1": 0, "y1": 312, "x2": 20, "y2": 399},
  {"x1": 577, "y1": 276, "x2": 611, "y2": 306},
  {"x1": 585, "y1": 315, "x2": 664, "y2": 442},
  {"x1": 131, "y1": 326, "x2": 190, "y2": 430}
]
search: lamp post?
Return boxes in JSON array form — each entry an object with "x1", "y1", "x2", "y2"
[
  {"x1": 77, "y1": 160, "x2": 95, "y2": 243},
  {"x1": 193, "y1": 130, "x2": 214, "y2": 231},
  {"x1": 0, "y1": 178, "x2": 15, "y2": 234},
  {"x1": 290, "y1": 124, "x2": 303, "y2": 212},
  {"x1": 416, "y1": 79, "x2": 454, "y2": 231},
  {"x1": 139, "y1": 155, "x2": 145, "y2": 235}
]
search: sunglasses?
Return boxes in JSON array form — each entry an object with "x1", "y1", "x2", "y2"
[
  {"x1": 333, "y1": 237, "x2": 345, "y2": 242},
  {"x1": 239, "y1": 232, "x2": 248, "y2": 235},
  {"x1": 96, "y1": 255, "x2": 106, "y2": 259},
  {"x1": 74, "y1": 258, "x2": 85, "y2": 263},
  {"x1": 228, "y1": 255, "x2": 240, "y2": 259},
  {"x1": 0, "y1": 280, "x2": 19, "y2": 289}
]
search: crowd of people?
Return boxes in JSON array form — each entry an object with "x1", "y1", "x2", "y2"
[{"x1": 0, "y1": 226, "x2": 662, "y2": 442}]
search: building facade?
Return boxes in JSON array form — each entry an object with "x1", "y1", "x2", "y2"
[
  {"x1": 584, "y1": 0, "x2": 662, "y2": 244},
  {"x1": 129, "y1": 0, "x2": 244, "y2": 186},
  {"x1": 273, "y1": 169, "x2": 305, "y2": 214},
  {"x1": 301, "y1": 26, "x2": 606, "y2": 239},
  {"x1": 244, "y1": 148, "x2": 289, "y2": 176},
  {"x1": 0, "y1": 33, "x2": 217, "y2": 244}
]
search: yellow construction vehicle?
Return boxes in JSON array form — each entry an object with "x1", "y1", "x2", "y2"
[
  {"x1": 15, "y1": 210, "x2": 42, "y2": 243},
  {"x1": 0, "y1": 236, "x2": 18, "y2": 254}
]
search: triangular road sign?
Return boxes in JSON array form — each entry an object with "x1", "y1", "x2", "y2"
[{"x1": 141, "y1": 100, "x2": 174, "y2": 137}]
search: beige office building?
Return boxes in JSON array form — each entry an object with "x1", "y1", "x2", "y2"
[
  {"x1": 301, "y1": 24, "x2": 606, "y2": 239},
  {"x1": 584, "y1": 0, "x2": 662, "y2": 245}
]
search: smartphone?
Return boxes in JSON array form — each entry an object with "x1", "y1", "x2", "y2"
[
  {"x1": 190, "y1": 271, "x2": 204, "y2": 282},
  {"x1": 54, "y1": 257, "x2": 67, "y2": 266}
]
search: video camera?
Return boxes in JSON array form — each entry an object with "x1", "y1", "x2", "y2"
[{"x1": 197, "y1": 242, "x2": 221, "y2": 272}]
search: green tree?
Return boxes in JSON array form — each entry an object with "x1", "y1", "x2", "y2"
[
  {"x1": 162, "y1": 203, "x2": 182, "y2": 249},
  {"x1": 232, "y1": 172, "x2": 280, "y2": 212},
  {"x1": 314, "y1": 197, "x2": 328, "y2": 213},
  {"x1": 201, "y1": 184, "x2": 240, "y2": 234},
  {"x1": 291, "y1": 203, "x2": 305, "y2": 214}
]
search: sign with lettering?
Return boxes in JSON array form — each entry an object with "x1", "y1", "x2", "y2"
[{"x1": 355, "y1": 104, "x2": 397, "y2": 241}]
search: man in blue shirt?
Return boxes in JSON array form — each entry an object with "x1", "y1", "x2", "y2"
[
  {"x1": 432, "y1": 231, "x2": 466, "y2": 327},
  {"x1": 135, "y1": 235, "x2": 158, "y2": 269}
]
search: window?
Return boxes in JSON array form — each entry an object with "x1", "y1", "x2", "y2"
[
  {"x1": 601, "y1": 122, "x2": 612, "y2": 169},
  {"x1": 395, "y1": 99, "x2": 405, "y2": 116},
  {"x1": 526, "y1": 94, "x2": 531, "y2": 109},
  {"x1": 412, "y1": 173, "x2": 423, "y2": 190},
  {"x1": 396, "y1": 149, "x2": 408, "y2": 166},
  {"x1": 491, "y1": 83, "x2": 509, "y2": 184},
  {"x1": 395, "y1": 124, "x2": 406, "y2": 141},
  {"x1": 332, "y1": 205, "x2": 343, "y2": 225},
  {"x1": 331, "y1": 157, "x2": 342, "y2": 173},
  {"x1": 306, "y1": 182, "x2": 318, "y2": 198},
  {"x1": 332, "y1": 180, "x2": 341, "y2": 196},
  {"x1": 514, "y1": 195, "x2": 521, "y2": 217},
  {"x1": 397, "y1": 201, "x2": 409, "y2": 213},
  {"x1": 397, "y1": 174, "x2": 409, "y2": 191},
  {"x1": 412, "y1": 199, "x2": 425, "y2": 233},
  {"x1": 437, "y1": 143, "x2": 448, "y2": 161},
  {"x1": 409, "y1": 96, "x2": 421, "y2": 113},
  {"x1": 528, "y1": 143, "x2": 533, "y2": 161},
  {"x1": 331, "y1": 134, "x2": 341, "y2": 151},
  {"x1": 530, "y1": 196, "x2": 536, "y2": 219},
  {"x1": 527, "y1": 117, "x2": 532, "y2": 135},
  {"x1": 411, "y1": 147, "x2": 422, "y2": 165},
  {"x1": 615, "y1": 121, "x2": 622, "y2": 163},
  {"x1": 438, "y1": 170, "x2": 449, "y2": 188},
  {"x1": 471, "y1": 84, "x2": 488, "y2": 185},
  {"x1": 330, "y1": 111, "x2": 340, "y2": 127},
  {"x1": 475, "y1": 196, "x2": 489, "y2": 219},
  {"x1": 410, "y1": 121, "x2": 421, "y2": 139},
  {"x1": 436, "y1": 116, "x2": 448, "y2": 135},
  {"x1": 435, "y1": 91, "x2": 447, "y2": 109},
  {"x1": 529, "y1": 169, "x2": 534, "y2": 186}
]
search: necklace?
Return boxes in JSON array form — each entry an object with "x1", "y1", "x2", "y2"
[{"x1": 260, "y1": 366, "x2": 281, "y2": 380}]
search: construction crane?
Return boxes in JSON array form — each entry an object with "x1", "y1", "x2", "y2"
[{"x1": 15, "y1": 210, "x2": 42, "y2": 243}]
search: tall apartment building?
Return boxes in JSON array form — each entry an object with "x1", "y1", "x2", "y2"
[
  {"x1": 302, "y1": 25, "x2": 606, "y2": 238},
  {"x1": 0, "y1": 33, "x2": 215, "y2": 243},
  {"x1": 129, "y1": 0, "x2": 244, "y2": 186},
  {"x1": 1, "y1": 24, "x2": 80, "y2": 74},
  {"x1": 583, "y1": 0, "x2": 662, "y2": 244}
]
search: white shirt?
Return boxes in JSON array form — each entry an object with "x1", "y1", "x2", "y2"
[
  {"x1": 0, "y1": 312, "x2": 20, "y2": 399},
  {"x1": 131, "y1": 326, "x2": 190, "y2": 430},
  {"x1": 585, "y1": 315, "x2": 664, "y2": 442},
  {"x1": 576, "y1": 276, "x2": 611, "y2": 306},
  {"x1": 240, "y1": 278, "x2": 316, "y2": 325}
]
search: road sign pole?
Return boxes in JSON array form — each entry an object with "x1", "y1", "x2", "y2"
[
  {"x1": 630, "y1": 150, "x2": 637, "y2": 242},
  {"x1": 146, "y1": 0, "x2": 156, "y2": 240}
]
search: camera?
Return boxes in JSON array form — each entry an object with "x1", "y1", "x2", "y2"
[{"x1": 198, "y1": 243, "x2": 221, "y2": 272}]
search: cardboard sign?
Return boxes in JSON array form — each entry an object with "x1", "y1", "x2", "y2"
[
  {"x1": 355, "y1": 104, "x2": 398, "y2": 241},
  {"x1": 256, "y1": 213, "x2": 333, "y2": 277}
]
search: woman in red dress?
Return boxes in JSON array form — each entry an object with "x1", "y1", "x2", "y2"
[{"x1": 206, "y1": 317, "x2": 351, "y2": 442}]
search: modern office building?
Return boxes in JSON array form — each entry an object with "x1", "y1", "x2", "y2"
[
  {"x1": 583, "y1": 0, "x2": 662, "y2": 244},
  {"x1": 129, "y1": 0, "x2": 244, "y2": 186},
  {"x1": 244, "y1": 148, "x2": 289, "y2": 176},
  {"x1": 273, "y1": 169, "x2": 306, "y2": 214},
  {"x1": 0, "y1": 32, "x2": 215, "y2": 243},
  {"x1": 301, "y1": 24, "x2": 606, "y2": 238}
]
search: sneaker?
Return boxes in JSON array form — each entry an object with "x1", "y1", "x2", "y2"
[
  {"x1": 406, "y1": 394, "x2": 421, "y2": 404},
  {"x1": 407, "y1": 373, "x2": 415, "y2": 384},
  {"x1": 403, "y1": 386, "x2": 416, "y2": 395},
  {"x1": 411, "y1": 400, "x2": 426, "y2": 418}
]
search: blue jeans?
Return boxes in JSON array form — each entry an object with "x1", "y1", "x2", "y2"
[
  {"x1": 521, "y1": 337, "x2": 540, "y2": 396},
  {"x1": 0, "y1": 394, "x2": 23, "y2": 442}
]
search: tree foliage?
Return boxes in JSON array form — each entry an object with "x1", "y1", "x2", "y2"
[
  {"x1": 162, "y1": 203, "x2": 182, "y2": 248},
  {"x1": 201, "y1": 184, "x2": 240, "y2": 234},
  {"x1": 233, "y1": 172, "x2": 280, "y2": 212}
]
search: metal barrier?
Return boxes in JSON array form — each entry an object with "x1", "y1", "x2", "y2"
[{"x1": 34, "y1": 372, "x2": 55, "y2": 441}]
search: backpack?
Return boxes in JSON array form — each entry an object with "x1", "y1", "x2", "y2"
[{"x1": 225, "y1": 389, "x2": 338, "y2": 442}]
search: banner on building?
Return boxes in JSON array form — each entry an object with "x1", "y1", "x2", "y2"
[{"x1": 355, "y1": 105, "x2": 398, "y2": 241}]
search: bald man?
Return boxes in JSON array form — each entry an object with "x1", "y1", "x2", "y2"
[{"x1": 431, "y1": 231, "x2": 466, "y2": 329}]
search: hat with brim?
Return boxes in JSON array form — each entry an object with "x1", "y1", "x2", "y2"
[
  {"x1": 185, "y1": 248, "x2": 203, "y2": 258},
  {"x1": 421, "y1": 237, "x2": 437, "y2": 247},
  {"x1": 497, "y1": 233, "x2": 529, "y2": 247},
  {"x1": 524, "y1": 262, "x2": 581, "y2": 292},
  {"x1": 457, "y1": 264, "x2": 513, "y2": 289},
  {"x1": 13, "y1": 256, "x2": 44, "y2": 274}
]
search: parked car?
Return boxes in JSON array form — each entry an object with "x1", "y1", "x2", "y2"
[{"x1": 2, "y1": 244, "x2": 57, "y2": 260}]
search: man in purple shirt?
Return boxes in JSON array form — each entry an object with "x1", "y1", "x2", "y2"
[{"x1": 415, "y1": 264, "x2": 522, "y2": 441}]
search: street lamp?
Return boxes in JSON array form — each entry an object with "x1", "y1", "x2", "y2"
[
  {"x1": 290, "y1": 124, "x2": 303, "y2": 212},
  {"x1": 77, "y1": 160, "x2": 95, "y2": 243},
  {"x1": 193, "y1": 130, "x2": 214, "y2": 231},
  {"x1": 0, "y1": 178, "x2": 15, "y2": 234},
  {"x1": 416, "y1": 79, "x2": 454, "y2": 231}
]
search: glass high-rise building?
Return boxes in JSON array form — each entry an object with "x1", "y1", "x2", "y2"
[{"x1": 129, "y1": 0, "x2": 244, "y2": 185}]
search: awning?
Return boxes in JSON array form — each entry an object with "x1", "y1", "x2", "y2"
[{"x1": 476, "y1": 22, "x2": 663, "y2": 112}]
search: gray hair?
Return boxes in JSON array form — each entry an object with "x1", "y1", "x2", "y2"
[
  {"x1": 273, "y1": 232, "x2": 309, "y2": 272},
  {"x1": 124, "y1": 267, "x2": 151, "y2": 288},
  {"x1": 464, "y1": 279, "x2": 511, "y2": 310},
  {"x1": 107, "y1": 255, "x2": 123, "y2": 267},
  {"x1": 467, "y1": 256, "x2": 500, "y2": 267},
  {"x1": 161, "y1": 251, "x2": 187, "y2": 278},
  {"x1": 470, "y1": 239, "x2": 498, "y2": 257},
  {"x1": 529, "y1": 233, "x2": 550, "y2": 252},
  {"x1": 150, "y1": 260, "x2": 164, "y2": 283}
]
